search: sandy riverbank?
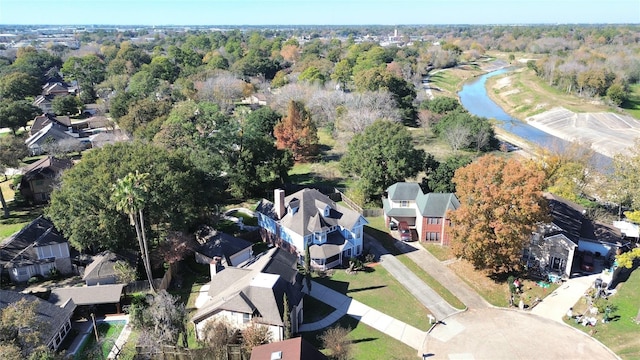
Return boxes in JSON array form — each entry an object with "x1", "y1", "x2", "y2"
[{"x1": 484, "y1": 67, "x2": 639, "y2": 159}]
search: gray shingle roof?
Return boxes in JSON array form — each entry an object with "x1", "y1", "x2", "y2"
[
  {"x1": 82, "y1": 250, "x2": 137, "y2": 282},
  {"x1": 0, "y1": 290, "x2": 75, "y2": 347},
  {"x1": 193, "y1": 248, "x2": 303, "y2": 327},
  {"x1": 257, "y1": 189, "x2": 364, "y2": 237},
  {"x1": 195, "y1": 232, "x2": 253, "y2": 263},
  {"x1": 417, "y1": 193, "x2": 460, "y2": 217},
  {"x1": 386, "y1": 182, "x2": 423, "y2": 201},
  {"x1": 49, "y1": 284, "x2": 125, "y2": 306},
  {"x1": 0, "y1": 216, "x2": 67, "y2": 268}
]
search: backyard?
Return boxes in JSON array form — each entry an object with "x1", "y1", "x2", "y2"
[{"x1": 75, "y1": 321, "x2": 126, "y2": 360}]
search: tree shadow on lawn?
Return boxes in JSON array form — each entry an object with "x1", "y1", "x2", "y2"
[
  {"x1": 313, "y1": 276, "x2": 350, "y2": 295},
  {"x1": 347, "y1": 284, "x2": 387, "y2": 294}
]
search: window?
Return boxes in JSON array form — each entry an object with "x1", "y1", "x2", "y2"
[
  {"x1": 400, "y1": 200, "x2": 409, "y2": 207},
  {"x1": 428, "y1": 217, "x2": 442, "y2": 225},
  {"x1": 426, "y1": 232, "x2": 440, "y2": 241},
  {"x1": 243, "y1": 313, "x2": 251, "y2": 323}
]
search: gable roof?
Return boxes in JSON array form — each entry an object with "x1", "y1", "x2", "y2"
[
  {"x1": 49, "y1": 284, "x2": 125, "y2": 306},
  {"x1": 195, "y1": 231, "x2": 252, "y2": 263},
  {"x1": 417, "y1": 193, "x2": 460, "y2": 217},
  {"x1": 25, "y1": 123, "x2": 76, "y2": 149},
  {"x1": 82, "y1": 250, "x2": 137, "y2": 282},
  {"x1": 193, "y1": 248, "x2": 303, "y2": 327},
  {"x1": 0, "y1": 216, "x2": 67, "y2": 269},
  {"x1": 0, "y1": 290, "x2": 75, "y2": 347},
  {"x1": 250, "y1": 337, "x2": 328, "y2": 360},
  {"x1": 386, "y1": 182, "x2": 423, "y2": 201},
  {"x1": 256, "y1": 189, "x2": 365, "y2": 237},
  {"x1": 21, "y1": 156, "x2": 73, "y2": 182},
  {"x1": 544, "y1": 193, "x2": 621, "y2": 244}
]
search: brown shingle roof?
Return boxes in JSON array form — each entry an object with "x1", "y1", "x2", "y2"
[{"x1": 250, "y1": 337, "x2": 328, "y2": 360}]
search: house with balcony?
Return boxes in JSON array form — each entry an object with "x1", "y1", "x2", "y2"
[
  {"x1": 255, "y1": 188, "x2": 367, "y2": 270},
  {"x1": 382, "y1": 182, "x2": 459, "y2": 245}
]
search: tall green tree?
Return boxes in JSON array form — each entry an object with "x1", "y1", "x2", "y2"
[
  {"x1": 341, "y1": 120, "x2": 425, "y2": 202},
  {"x1": 449, "y1": 155, "x2": 549, "y2": 276},
  {"x1": 0, "y1": 72, "x2": 41, "y2": 100},
  {"x1": 0, "y1": 100, "x2": 40, "y2": 135},
  {"x1": 421, "y1": 155, "x2": 471, "y2": 194},
  {"x1": 51, "y1": 95, "x2": 83, "y2": 116},
  {"x1": 46, "y1": 141, "x2": 213, "y2": 252},
  {"x1": 0, "y1": 135, "x2": 28, "y2": 218},
  {"x1": 112, "y1": 171, "x2": 155, "y2": 292}
]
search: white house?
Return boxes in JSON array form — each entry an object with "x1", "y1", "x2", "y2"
[
  {"x1": 0, "y1": 216, "x2": 72, "y2": 283},
  {"x1": 255, "y1": 188, "x2": 368, "y2": 270},
  {"x1": 192, "y1": 248, "x2": 304, "y2": 342}
]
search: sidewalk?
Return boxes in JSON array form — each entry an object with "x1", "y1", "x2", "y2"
[
  {"x1": 300, "y1": 281, "x2": 427, "y2": 350},
  {"x1": 365, "y1": 234, "x2": 460, "y2": 320}
]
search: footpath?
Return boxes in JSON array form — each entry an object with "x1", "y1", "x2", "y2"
[{"x1": 299, "y1": 281, "x2": 427, "y2": 350}]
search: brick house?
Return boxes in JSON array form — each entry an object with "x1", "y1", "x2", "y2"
[{"x1": 382, "y1": 182, "x2": 459, "y2": 245}]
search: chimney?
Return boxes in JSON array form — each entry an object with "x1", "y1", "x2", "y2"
[
  {"x1": 274, "y1": 189, "x2": 285, "y2": 220},
  {"x1": 209, "y1": 257, "x2": 222, "y2": 279}
]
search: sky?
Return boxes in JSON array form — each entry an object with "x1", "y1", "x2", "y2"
[{"x1": 0, "y1": 0, "x2": 638, "y2": 26}]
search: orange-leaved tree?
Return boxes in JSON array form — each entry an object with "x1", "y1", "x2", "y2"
[
  {"x1": 448, "y1": 154, "x2": 549, "y2": 276},
  {"x1": 274, "y1": 100, "x2": 318, "y2": 162}
]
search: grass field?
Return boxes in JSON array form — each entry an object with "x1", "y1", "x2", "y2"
[
  {"x1": 314, "y1": 265, "x2": 431, "y2": 331},
  {"x1": 302, "y1": 315, "x2": 417, "y2": 360},
  {"x1": 0, "y1": 204, "x2": 44, "y2": 239},
  {"x1": 565, "y1": 266, "x2": 640, "y2": 359},
  {"x1": 485, "y1": 67, "x2": 617, "y2": 120},
  {"x1": 622, "y1": 83, "x2": 640, "y2": 120}
]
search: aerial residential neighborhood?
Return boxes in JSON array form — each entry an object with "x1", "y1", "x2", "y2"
[{"x1": 0, "y1": 2, "x2": 639, "y2": 359}]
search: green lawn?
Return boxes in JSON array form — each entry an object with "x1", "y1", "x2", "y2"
[
  {"x1": 302, "y1": 315, "x2": 418, "y2": 360},
  {"x1": 314, "y1": 266, "x2": 431, "y2": 331},
  {"x1": 0, "y1": 205, "x2": 44, "y2": 240},
  {"x1": 364, "y1": 218, "x2": 465, "y2": 310},
  {"x1": 622, "y1": 83, "x2": 640, "y2": 120},
  {"x1": 565, "y1": 266, "x2": 640, "y2": 359}
]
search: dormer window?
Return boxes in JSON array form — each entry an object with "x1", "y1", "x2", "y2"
[
  {"x1": 400, "y1": 200, "x2": 409, "y2": 207},
  {"x1": 315, "y1": 199, "x2": 331, "y2": 217},
  {"x1": 288, "y1": 198, "x2": 300, "y2": 215}
]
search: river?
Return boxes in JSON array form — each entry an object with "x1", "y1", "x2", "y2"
[{"x1": 457, "y1": 68, "x2": 611, "y2": 168}]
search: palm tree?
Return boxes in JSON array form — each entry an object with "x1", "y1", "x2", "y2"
[{"x1": 112, "y1": 171, "x2": 155, "y2": 292}]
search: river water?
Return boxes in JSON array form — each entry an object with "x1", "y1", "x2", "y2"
[{"x1": 457, "y1": 68, "x2": 611, "y2": 168}]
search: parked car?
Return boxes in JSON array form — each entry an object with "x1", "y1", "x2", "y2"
[
  {"x1": 398, "y1": 221, "x2": 412, "y2": 241},
  {"x1": 389, "y1": 221, "x2": 398, "y2": 231},
  {"x1": 581, "y1": 254, "x2": 595, "y2": 272}
]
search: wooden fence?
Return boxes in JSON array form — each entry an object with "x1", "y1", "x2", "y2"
[{"x1": 123, "y1": 262, "x2": 176, "y2": 293}]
